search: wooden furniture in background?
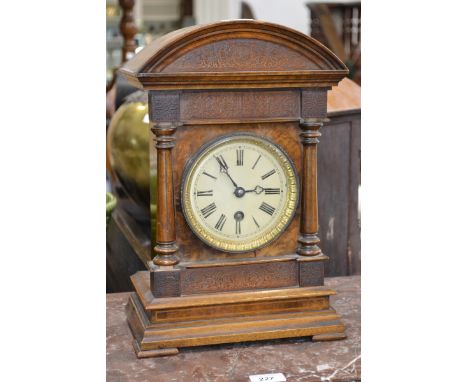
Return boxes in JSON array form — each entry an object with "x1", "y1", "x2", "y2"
[
  {"x1": 180, "y1": 0, "x2": 194, "y2": 27},
  {"x1": 107, "y1": 0, "x2": 138, "y2": 94},
  {"x1": 118, "y1": 20, "x2": 348, "y2": 357},
  {"x1": 107, "y1": 275, "x2": 361, "y2": 381},
  {"x1": 241, "y1": 1, "x2": 256, "y2": 19},
  {"x1": 320, "y1": 78, "x2": 360, "y2": 276},
  {"x1": 119, "y1": 0, "x2": 138, "y2": 63},
  {"x1": 307, "y1": 2, "x2": 361, "y2": 84}
]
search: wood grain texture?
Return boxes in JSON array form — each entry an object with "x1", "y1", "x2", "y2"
[
  {"x1": 149, "y1": 297, "x2": 331, "y2": 323},
  {"x1": 149, "y1": 91, "x2": 180, "y2": 122},
  {"x1": 301, "y1": 89, "x2": 328, "y2": 118},
  {"x1": 150, "y1": 122, "x2": 180, "y2": 266},
  {"x1": 297, "y1": 119, "x2": 323, "y2": 257},
  {"x1": 299, "y1": 260, "x2": 324, "y2": 286},
  {"x1": 117, "y1": 20, "x2": 349, "y2": 356},
  {"x1": 180, "y1": 90, "x2": 300, "y2": 121},
  {"x1": 150, "y1": 269, "x2": 181, "y2": 297},
  {"x1": 168, "y1": 121, "x2": 303, "y2": 262},
  {"x1": 180, "y1": 260, "x2": 298, "y2": 294},
  {"x1": 318, "y1": 121, "x2": 350, "y2": 275},
  {"x1": 163, "y1": 39, "x2": 322, "y2": 72},
  {"x1": 125, "y1": 272, "x2": 345, "y2": 356},
  {"x1": 131, "y1": 271, "x2": 335, "y2": 311},
  {"x1": 347, "y1": 117, "x2": 361, "y2": 275},
  {"x1": 316, "y1": 111, "x2": 361, "y2": 276},
  {"x1": 119, "y1": 20, "x2": 348, "y2": 90},
  {"x1": 106, "y1": 82, "x2": 361, "y2": 290},
  {"x1": 147, "y1": 255, "x2": 328, "y2": 297}
]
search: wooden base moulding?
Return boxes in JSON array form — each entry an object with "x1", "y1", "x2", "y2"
[{"x1": 126, "y1": 271, "x2": 346, "y2": 358}]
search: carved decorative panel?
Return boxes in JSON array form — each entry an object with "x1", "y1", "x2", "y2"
[
  {"x1": 162, "y1": 39, "x2": 321, "y2": 73},
  {"x1": 180, "y1": 90, "x2": 300, "y2": 121},
  {"x1": 181, "y1": 261, "x2": 299, "y2": 294}
]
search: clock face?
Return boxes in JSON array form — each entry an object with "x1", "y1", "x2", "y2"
[{"x1": 181, "y1": 134, "x2": 299, "y2": 253}]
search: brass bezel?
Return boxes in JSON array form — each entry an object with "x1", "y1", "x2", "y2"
[{"x1": 181, "y1": 133, "x2": 299, "y2": 253}]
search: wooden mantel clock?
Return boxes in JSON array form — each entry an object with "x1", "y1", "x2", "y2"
[{"x1": 120, "y1": 20, "x2": 349, "y2": 358}]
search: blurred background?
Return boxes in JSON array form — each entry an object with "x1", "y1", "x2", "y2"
[
  {"x1": 106, "y1": 0, "x2": 360, "y2": 91},
  {"x1": 106, "y1": 0, "x2": 361, "y2": 293}
]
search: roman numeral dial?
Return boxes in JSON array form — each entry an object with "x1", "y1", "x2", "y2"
[
  {"x1": 261, "y1": 169, "x2": 276, "y2": 180},
  {"x1": 236, "y1": 149, "x2": 244, "y2": 166},
  {"x1": 264, "y1": 188, "x2": 280, "y2": 195},
  {"x1": 200, "y1": 202, "x2": 217, "y2": 218},
  {"x1": 259, "y1": 202, "x2": 276, "y2": 216},
  {"x1": 196, "y1": 190, "x2": 213, "y2": 196},
  {"x1": 182, "y1": 135, "x2": 298, "y2": 253},
  {"x1": 214, "y1": 214, "x2": 226, "y2": 231}
]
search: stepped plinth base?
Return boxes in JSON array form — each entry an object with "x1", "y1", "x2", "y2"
[{"x1": 126, "y1": 271, "x2": 346, "y2": 358}]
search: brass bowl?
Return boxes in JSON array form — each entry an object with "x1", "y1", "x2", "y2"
[{"x1": 107, "y1": 93, "x2": 151, "y2": 215}]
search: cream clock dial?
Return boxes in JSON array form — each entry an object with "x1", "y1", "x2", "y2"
[{"x1": 181, "y1": 134, "x2": 299, "y2": 253}]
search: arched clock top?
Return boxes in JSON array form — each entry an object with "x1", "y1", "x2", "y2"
[{"x1": 120, "y1": 20, "x2": 348, "y2": 90}]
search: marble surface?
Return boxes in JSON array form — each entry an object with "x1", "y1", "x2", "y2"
[{"x1": 107, "y1": 276, "x2": 361, "y2": 382}]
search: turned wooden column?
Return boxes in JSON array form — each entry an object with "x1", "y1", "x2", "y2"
[
  {"x1": 297, "y1": 118, "x2": 324, "y2": 256},
  {"x1": 119, "y1": 0, "x2": 137, "y2": 63},
  {"x1": 150, "y1": 122, "x2": 181, "y2": 267}
]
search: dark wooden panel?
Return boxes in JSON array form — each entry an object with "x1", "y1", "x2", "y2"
[
  {"x1": 299, "y1": 260, "x2": 324, "y2": 286},
  {"x1": 149, "y1": 91, "x2": 180, "y2": 122},
  {"x1": 106, "y1": 212, "x2": 148, "y2": 293},
  {"x1": 348, "y1": 117, "x2": 361, "y2": 275},
  {"x1": 180, "y1": 260, "x2": 299, "y2": 294},
  {"x1": 180, "y1": 90, "x2": 300, "y2": 121},
  {"x1": 150, "y1": 269, "x2": 181, "y2": 297},
  {"x1": 301, "y1": 89, "x2": 328, "y2": 118},
  {"x1": 318, "y1": 121, "x2": 351, "y2": 276}
]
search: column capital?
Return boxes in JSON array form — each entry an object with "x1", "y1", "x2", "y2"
[
  {"x1": 299, "y1": 119, "x2": 324, "y2": 144},
  {"x1": 150, "y1": 122, "x2": 182, "y2": 149},
  {"x1": 299, "y1": 118, "x2": 327, "y2": 126}
]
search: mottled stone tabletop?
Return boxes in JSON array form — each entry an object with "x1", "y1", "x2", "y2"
[{"x1": 107, "y1": 275, "x2": 360, "y2": 382}]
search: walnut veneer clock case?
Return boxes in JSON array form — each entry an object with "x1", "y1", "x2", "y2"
[
  {"x1": 181, "y1": 133, "x2": 299, "y2": 253},
  {"x1": 120, "y1": 20, "x2": 349, "y2": 358}
]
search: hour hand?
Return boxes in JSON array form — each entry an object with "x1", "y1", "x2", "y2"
[{"x1": 245, "y1": 185, "x2": 264, "y2": 194}]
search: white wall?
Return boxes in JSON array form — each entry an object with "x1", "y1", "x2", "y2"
[
  {"x1": 246, "y1": 0, "x2": 310, "y2": 34},
  {"x1": 194, "y1": 0, "x2": 240, "y2": 25},
  {"x1": 194, "y1": 0, "x2": 308, "y2": 33},
  {"x1": 194, "y1": 0, "x2": 359, "y2": 35}
]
